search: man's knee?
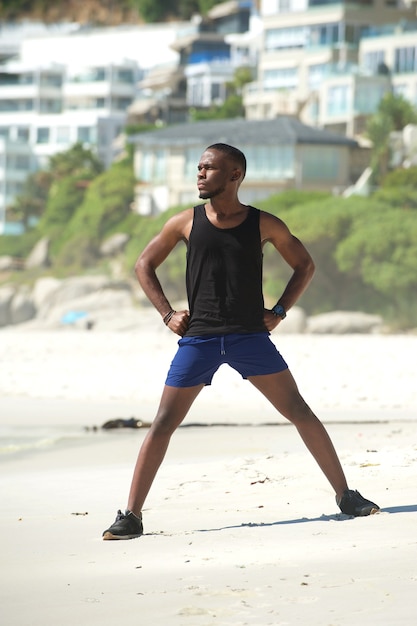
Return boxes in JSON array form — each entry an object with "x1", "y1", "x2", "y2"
[
  {"x1": 149, "y1": 411, "x2": 181, "y2": 437},
  {"x1": 283, "y1": 396, "x2": 315, "y2": 424}
]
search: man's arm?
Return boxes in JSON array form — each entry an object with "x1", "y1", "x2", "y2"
[
  {"x1": 260, "y1": 211, "x2": 315, "y2": 330},
  {"x1": 134, "y1": 209, "x2": 193, "y2": 335}
]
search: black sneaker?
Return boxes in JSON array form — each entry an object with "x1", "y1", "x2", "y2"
[
  {"x1": 337, "y1": 489, "x2": 380, "y2": 517},
  {"x1": 102, "y1": 509, "x2": 143, "y2": 540}
]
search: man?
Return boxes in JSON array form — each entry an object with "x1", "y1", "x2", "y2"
[{"x1": 103, "y1": 143, "x2": 379, "y2": 540}]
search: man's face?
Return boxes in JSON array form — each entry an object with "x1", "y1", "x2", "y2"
[{"x1": 196, "y1": 150, "x2": 235, "y2": 199}]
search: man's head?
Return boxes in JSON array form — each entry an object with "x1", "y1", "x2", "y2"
[
  {"x1": 197, "y1": 143, "x2": 246, "y2": 200},
  {"x1": 205, "y1": 143, "x2": 247, "y2": 180}
]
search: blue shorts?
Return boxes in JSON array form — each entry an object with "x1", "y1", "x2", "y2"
[{"x1": 165, "y1": 332, "x2": 288, "y2": 388}]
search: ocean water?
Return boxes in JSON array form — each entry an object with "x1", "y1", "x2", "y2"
[{"x1": 0, "y1": 424, "x2": 94, "y2": 459}]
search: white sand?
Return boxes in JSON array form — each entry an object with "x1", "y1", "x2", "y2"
[{"x1": 0, "y1": 326, "x2": 416, "y2": 625}]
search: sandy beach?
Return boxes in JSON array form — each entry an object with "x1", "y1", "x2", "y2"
[{"x1": 1, "y1": 324, "x2": 416, "y2": 625}]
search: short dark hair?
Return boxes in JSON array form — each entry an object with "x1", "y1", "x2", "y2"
[{"x1": 206, "y1": 142, "x2": 247, "y2": 178}]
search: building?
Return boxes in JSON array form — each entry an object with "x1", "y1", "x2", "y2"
[
  {"x1": 130, "y1": 116, "x2": 364, "y2": 215},
  {"x1": 128, "y1": 1, "x2": 260, "y2": 126},
  {"x1": 243, "y1": 1, "x2": 417, "y2": 136},
  {"x1": 0, "y1": 22, "x2": 186, "y2": 233}
]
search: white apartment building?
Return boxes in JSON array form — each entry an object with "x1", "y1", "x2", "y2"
[
  {"x1": 0, "y1": 23, "x2": 185, "y2": 234},
  {"x1": 244, "y1": 1, "x2": 417, "y2": 136}
]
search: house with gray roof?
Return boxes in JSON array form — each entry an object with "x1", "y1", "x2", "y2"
[{"x1": 130, "y1": 116, "x2": 368, "y2": 215}]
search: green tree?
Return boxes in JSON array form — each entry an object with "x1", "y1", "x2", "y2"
[
  {"x1": 130, "y1": 0, "x2": 172, "y2": 22},
  {"x1": 67, "y1": 159, "x2": 135, "y2": 241},
  {"x1": 335, "y1": 204, "x2": 417, "y2": 326},
  {"x1": 129, "y1": 0, "x2": 221, "y2": 21},
  {"x1": 378, "y1": 92, "x2": 417, "y2": 130},
  {"x1": 8, "y1": 170, "x2": 52, "y2": 229},
  {"x1": 366, "y1": 93, "x2": 417, "y2": 185},
  {"x1": 34, "y1": 144, "x2": 104, "y2": 253},
  {"x1": 366, "y1": 112, "x2": 393, "y2": 185},
  {"x1": 37, "y1": 173, "x2": 90, "y2": 243},
  {"x1": 190, "y1": 67, "x2": 253, "y2": 121},
  {"x1": 380, "y1": 165, "x2": 417, "y2": 189},
  {"x1": 53, "y1": 158, "x2": 135, "y2": 270},
  {"x1": 48, "y1": 142, "x2": 103, "y2": 180}
]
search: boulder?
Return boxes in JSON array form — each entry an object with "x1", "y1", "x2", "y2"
[
  {"x1": 10, "y1": 287, "x2": 36, "y2": 325},
  {"x1": 31, "y1": 277, "x2": 62, "y2": 310},
  {"x1": 100, "y1": 233, "x2": 130, "y2": 257},
  {"x1": 276, "y1": 306, "x2": 307, "y2": 334},
  {"x1": 306, "y1": 311, "x2": 383, "y2": 334},
  {"x1": 42, "y1": 288, "x2": 135, "y2": 326},
  {"x1": 25, "y1": 237, "x2": 50, "y2": 269},
  {"x1": 0, "y1": 286, "x2": 15, "y2": 327},
  {"x1": 35, "y1": 275, "x2": 130, "y2": 319}
]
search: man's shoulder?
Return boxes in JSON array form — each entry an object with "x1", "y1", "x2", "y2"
[
  {"x1": 259, "y1": 209, "x2": 290, "y2": 238},
  {"x1": 163, "y1": 207, "x2": 195, "y2": 239}
]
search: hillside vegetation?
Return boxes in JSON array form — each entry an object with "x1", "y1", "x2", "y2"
[
  {"x1": 1, "y1": 142, "x2": 417, "y2": 330},
  {"x1": 0, "y1": 0, "x2": 223, "y2": 24}
]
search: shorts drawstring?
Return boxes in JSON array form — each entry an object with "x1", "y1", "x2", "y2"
[{"x1": 220, "y1": 336, "x2": 225, "y2": 355}]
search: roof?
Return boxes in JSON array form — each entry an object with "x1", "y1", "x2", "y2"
[{"x1": 129, "y1": 117, "x2": 358, "y2": 148}]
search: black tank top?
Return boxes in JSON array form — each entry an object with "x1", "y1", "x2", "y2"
[{"x1": 185, "y1": 204, "x2": 266, "y2": 336}]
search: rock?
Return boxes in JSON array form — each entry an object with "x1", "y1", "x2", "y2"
[
  {"x1": 10, "y1": 287, "x2": 37, "y2": 325},
  {"x1": 31, "y1": 277, "x2": 62, "y2": 310},
  {"x1": 0, "y1": 286, "x2": 16, "y2": 327},
  {"x1": 101, "y1": 417, "x2": 151, "y2": 429},
  {"x1": 41, "y1": 288, "x2": 135, "y2": 326},
  {"x1": 100, "y1": 233, "x2": 130, "y2": 256},
  {"x1": 35, "y1": 275, "x2": 130, "y2": 320},
  {"x1": 276, "y1": 306, "x2": 307, "y2": 334},
  {"x1": 25, "y1": 237, "x2": 50, "y2": 269},
  {"x1": 306, "y1": 311, "x2": 383, "y2": 334},
  {"x1": 0, "y1": 256, "x2": 16, "y2": 271}
]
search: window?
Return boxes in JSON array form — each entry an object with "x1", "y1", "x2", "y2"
[
  {"x1": 264, "y1": 67, "x2": 298, "y2": 90},
  {"x1": 40, "y1": 73, "x2": 62, "y2": 87},
  {"x1": 92, "y1": 68, "x2": 106, "y2": 81},
  {"x1": 37, "y1": 127, "x2": 50, "y2": 144},
  {"x1": 116, "y1": 69, "x2": 134, "y2": 84},
  {"x1": 77, "y1": 126, "x2": 92, "y2": 143},
  {"x1": 308, "y1": 64, "x2": 328, "y2": 89},
  {"x1": 394, "y1": 47, "x2": 417, "y2": 74},
  {"x1": 138, "y1": 149, "x2": 167, "y2": 183},
  {"x1": 0, "y1": 99, "x2": 33, "y2": 112},
  {"x1": 114, "y1": 97, "x2": 132, "y2": 110},
  {"x1": 245, "y1": 145, "x2": 294, "y2": 180},
  {"x1": 265, "y1": 27, "x2": 307, "y2": 51},
  {"x1": 140, "y1": 150, "x2": 153, "y2": 182},
  {"x1": 39, "y1": 99, "x2": 62, "y2": 113},
  {"x1": 327, "y1": 85, "x2": 350, "y2": 116},
  {"x1": 154, "y1": 149, "x2": 167, "y2": 182},
  {"x1": 309, "y1": 23, "x2": 340, "y2": 47},
  {"x1": 187, "y1": 80, "x2": 205, "y2": 106},
  {"x1": 17, "y1": 127, "x2": 30, "y2": 142},
  {"x1": 211, "y1": 83, "x2": 221, "y2": 101},
  {"x1": 185, "y1": 148, "x2": 203, "y2": 181},
  {"x1": 302, "y1": 146, "x2": 339, "y2": 182},
  {"x1": 355, "y1": 82, "x2": 387, "y2": 114},
  {"x1": 363, "y1": 50, "x2": 385, "y2": 74}
]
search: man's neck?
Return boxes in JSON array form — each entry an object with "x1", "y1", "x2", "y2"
[
  {"x1": 207, "y1": 198, "x2": 245, "y2": 219},
  {"x1": 205, "y1": 200, "x2": 248, "y2": 226}
]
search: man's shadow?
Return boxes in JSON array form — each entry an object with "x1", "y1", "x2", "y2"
[{"x1": 195, "y1": 504, "x2": 417, "y2": 533}]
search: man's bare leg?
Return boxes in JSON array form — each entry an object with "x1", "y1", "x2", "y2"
[
  {"x1": 127, "y1": 383, "x2": 204, "y2": 516},
  {"x1": 248, "y1": 370, "x2": 348, "y2": 500}
]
